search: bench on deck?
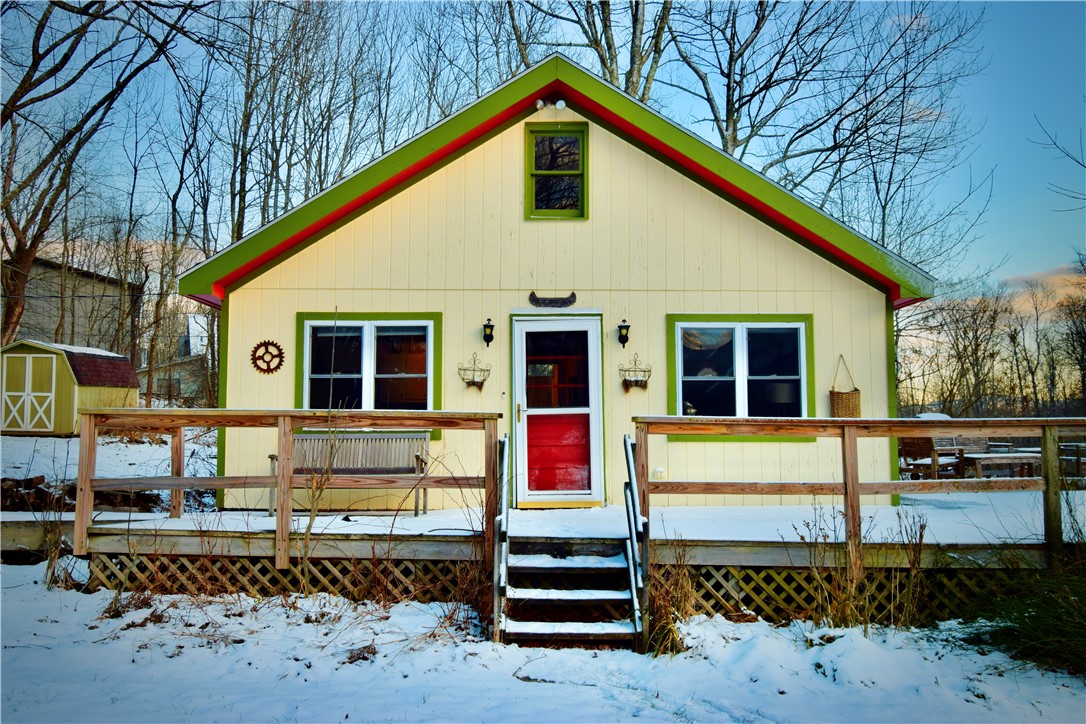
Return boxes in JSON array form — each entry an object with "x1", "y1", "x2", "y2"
[{"x1": 270, "y1": 432, "x2": 431, "y2": 515}]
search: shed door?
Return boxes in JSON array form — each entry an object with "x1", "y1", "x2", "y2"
[
  {"x1": 513, "y1": 318, "x2": 603, "y2": 505},
  {"x1": 2, "y1": 354, "x2": 55, "y2": 432}
]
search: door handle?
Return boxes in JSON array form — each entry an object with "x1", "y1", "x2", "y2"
[{"x1": 516, "y1": 403, "x2": 522, "y2": 423}]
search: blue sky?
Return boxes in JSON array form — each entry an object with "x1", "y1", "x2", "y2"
[{"x1": 951, "y1": 1, "x2": 1085, "y2": 283}]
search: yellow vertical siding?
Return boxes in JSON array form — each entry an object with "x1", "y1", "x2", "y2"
[{"x1": 224, "y1": 108, "x2": 894, "y2": 510}]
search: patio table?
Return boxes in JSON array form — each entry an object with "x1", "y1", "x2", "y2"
[{"x1": 963, "y1": 452, "x2": 1042, "y2": 478}]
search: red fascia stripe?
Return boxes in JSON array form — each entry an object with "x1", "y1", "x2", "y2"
[
  {"x1": 212, "y1": 83, "x2": 563, "y2": 298},
  {"x1": 558, "y1": 83, "x2": 904, "y2": 306}
]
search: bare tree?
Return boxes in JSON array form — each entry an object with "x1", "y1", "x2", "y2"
[
  {"x1": 1033, "y1": 115, "x2": 1086, "y2": 211},
  {"x1": 0, "y1": 1, "x2": 215, "y2": 346},
  {"x1": 518, "y1": 0, "x2": 672, "y2": 102}
]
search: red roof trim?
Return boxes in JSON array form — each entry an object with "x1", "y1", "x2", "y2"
[
  {"x1": 557, "y1": 83, "x2": 903, "y2": 305},
  {"x1": 206, "y1": 74, "x2": 909, "y2": 306},
  {"x1": 212, "y1": 84, "x2": 561, "y2": 297}
]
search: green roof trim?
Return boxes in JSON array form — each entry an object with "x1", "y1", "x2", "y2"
[{"x1": 179, "y1": 55, "x2": 935, "y2": 308}]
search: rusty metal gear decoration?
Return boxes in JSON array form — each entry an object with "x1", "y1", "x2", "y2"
[{"x1": 251, "y1": 340, "x2": 284, "y2": 374}]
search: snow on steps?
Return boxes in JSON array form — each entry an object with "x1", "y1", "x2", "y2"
[
  {"x1": 507, "y1": 553, "x2": 627, "y2": 571},
  {"x1": 506, "y1": 586, "x2": 632, "y2": 602},
  {"x1": 503, "y1": 618, "x2": 637, "y2": 638}
]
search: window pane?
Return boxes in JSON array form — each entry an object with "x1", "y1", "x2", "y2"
[
  {"x1": 747, "y1": 379, "x2": 802, "y2": 417},
  {"x1": 374, "y1": 377, "x2": 427, "y2": 410},
  {"x1": 534, "y1": 175, "x2": 581, "y2": 210},
  {"x1": 681, "y1": 328, "x2": 734, "y2": 377},
  {"x1": 681, "y1": 379, "x2": 736, "y2": 416},
  {"x1": 534, "y1": 135, "x2": 580, "y2": 171},
  {"x1": 309, "y1": 377, "x2": 362, "y2": 410},
  {"x1": 310, "y1": 327, "x2": 362, "y2": 375},
  {"x1": 525, "y1": 330, "x2": 589, "y2": 408},
  {"x1": 375, "y1": 327, "x2": 427, "y2": 374},
  {"x1": 748, "y1": 328, "x2": 799, "y2": 376}
]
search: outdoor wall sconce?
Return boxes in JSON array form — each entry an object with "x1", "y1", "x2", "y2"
[
  {"x1": 482, "y1": 318, "x2": 495, "y2": 347},
  {"x1": 619, "y1": 354, "x2": 652, "y2": 391},
  {"x1": 458, "y1": 353, "x2": 491, "y2": 389},
  {"x1": 617, "y1": 319, "x2": 630, "y2": 348}
]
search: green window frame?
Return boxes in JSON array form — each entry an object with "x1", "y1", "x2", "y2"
[
  {"x1": 525, "y1": 123, "x2": 588, "y2": 219},
  {"x1": 295, "y1": 312, "x2": 443, "y2": 439},
  {"x1": 666, "y1": 314, "x2": 815, "y2": 442}
]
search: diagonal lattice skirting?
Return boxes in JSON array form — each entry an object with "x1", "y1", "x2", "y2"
[
  {"x1": 88, "y1": 553, "x2": 470, "y2": 603},
  {"x1": 89, "y1": 554, "x2": 1032, "y2": 625},
  {"x1": 677, "y1": 564, "x2": 1034, "y2": 624}
]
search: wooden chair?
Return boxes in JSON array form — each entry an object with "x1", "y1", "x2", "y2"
[{"x1": 899, "y1": 436, "x2": 963, "y2": 479}]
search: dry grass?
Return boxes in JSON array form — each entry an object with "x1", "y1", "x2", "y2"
[{"x1": 648, "y1": 540, "x2": 696, "y2": 655}]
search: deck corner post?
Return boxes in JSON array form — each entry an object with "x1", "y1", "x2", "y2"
[
  {"x1": 483, "y1": 417, "x2": 498, "y2": 573},
  {"x1": 169, "y1": 429, "x2": 185, "y2": 518},
  {"x1": 840, "y1": 425, "x2": 865, "y2": 586},
  {"x1": 635, "y1": 422, "x2": 649, "y2": 524},
  {"x1": 1041, "y1": 425, "x2": 1063, "y2": 562},
  {"x1": 74, "y1": 412, "x2": 98, "y2": 556},
  {"x1": 275, "y1": 415, "x2": 294, "y2": 569}
]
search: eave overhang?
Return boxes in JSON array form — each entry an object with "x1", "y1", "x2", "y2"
[{"x1": 179, "y1": 55, "x2": 935, "y2": 311}]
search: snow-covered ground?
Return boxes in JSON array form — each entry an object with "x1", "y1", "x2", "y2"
[{"x1": 2, "y1": 561, "x2": 1083, "y2": 723}]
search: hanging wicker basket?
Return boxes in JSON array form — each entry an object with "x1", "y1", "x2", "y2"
[{"x1": 830, "y1": 355, "x2": 861, "y2": 418}]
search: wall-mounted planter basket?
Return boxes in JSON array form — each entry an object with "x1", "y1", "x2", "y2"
[
  {"x1": 830, "y1": 355, "x2": 861, "y2": 418},
  {"x1": 457, "y1": 353, "x2": 491, "y2": 389},
  {"x1": 619, "y1": 354, "x2": 652, "y2": 391}
]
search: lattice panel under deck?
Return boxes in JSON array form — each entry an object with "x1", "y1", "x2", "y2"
[
  {"x1": 88, "y1": 554, "x2": 469, "y2": 602},
  {"x1": 673, "y1": 565, "x2": 1028, "y2": 624}
]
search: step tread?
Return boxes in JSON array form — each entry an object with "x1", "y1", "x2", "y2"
[
  {"x1": 507, "y1": 553, "x2": 627, "y2": 570},
  {"x1": 503, "y1": 619, "x2": 637, "y2": 637},
  {"x1": 506, "y1": 586, "x2": 633, "y2": 602}
]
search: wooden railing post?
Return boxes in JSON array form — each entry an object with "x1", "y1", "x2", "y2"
[
  {"x1": 635, "y1": 422, "x2": 649, "y2": 525},
  {"x1": 483, "y1": 417, "x2": 498, "y2": 572},
  {"x1": 169, "y1": 429, "x2": 185, "y2": 518},
  {"x1": 73, "y1": 413, "x2": 97, "y2": 556},
  {"x1": 840, "y1": 425, "x2": 865, "y2": 585},
  {"x1": 1041, "y1": 425, "x2": 1063, "y2": 561},
  {"x1": 275, "y1": 415, "x2": 294, "y2": 569}
]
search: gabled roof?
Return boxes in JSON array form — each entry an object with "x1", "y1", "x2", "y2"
[
  {"x1": 179, "y1": 54, "x2": 935, "y2": 310},
  {"x1": 1, "y1": 340, "x2": 139, "y2": 389}
]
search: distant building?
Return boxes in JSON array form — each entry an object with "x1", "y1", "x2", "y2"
[{"x1": 4, "y1": 257, "x2": 144, "y2": 364}]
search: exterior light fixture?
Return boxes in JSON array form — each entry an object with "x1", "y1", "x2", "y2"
[
  {"x1": 555, "y1": 99, "x2": 567, "y2": 111},
  {"x1": 483, "y1": 318, "x2": 495, "y2": 347},
  {"x1": 535, "y1": 99, "x2": 546, "y2": 110},
  {"x1": 617, "y1": 319, "x2": 630, "y2": 348}
]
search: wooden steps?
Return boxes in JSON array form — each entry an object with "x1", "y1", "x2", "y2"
[{"x1": 496, "y1": 532, "x2": 641, "y2": 649}]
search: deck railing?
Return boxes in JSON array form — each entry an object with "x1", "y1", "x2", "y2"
[
  {"x1": 74, "y1": 409, "x2": 502, "y2": 569},
  {"x1": 633, "y1": 416, "x2": 1086, "y2": 585}
]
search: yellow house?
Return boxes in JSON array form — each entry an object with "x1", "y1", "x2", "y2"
[{"x1": 179, "y1": 55, "x2": 934, "y2": 512}]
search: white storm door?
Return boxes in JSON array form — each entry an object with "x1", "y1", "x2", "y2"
[{"x1": 513, "y1": 317, "x2": 604, "y2": 504}]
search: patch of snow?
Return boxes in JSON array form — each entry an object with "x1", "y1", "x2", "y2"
[{"x1": 2, "y1": 561, "x2": 1081, "y2": 722}]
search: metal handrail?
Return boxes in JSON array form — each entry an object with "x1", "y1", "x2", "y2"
[
  {"x1": 622, "y1": 434, "x2": 647, "y2": 645},
  {"x1": 491, "y1": 434, "x2": 510, "y2": 642}
]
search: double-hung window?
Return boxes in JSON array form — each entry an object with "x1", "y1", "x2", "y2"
[
  {"x1": 526, "y1": 124, "x2": 587, "y2": 218},
  {"x1": 675, "y1": 321, "x2": 807, "y2": 417},
  {"x1": 304, "y1": 321, "x2": 432, "y2": 411}
]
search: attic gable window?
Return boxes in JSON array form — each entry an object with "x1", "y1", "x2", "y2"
[{"x1": 526, "y1": 124, "x2": 587, "y2": 219}]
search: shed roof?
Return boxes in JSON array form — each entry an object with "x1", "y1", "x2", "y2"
[
  {"x1": 179, "y1": 54, "x2": 936, "y2": 310},
  {"x1": 2, "y1": 340, "x2": 139, "y2": 389}
]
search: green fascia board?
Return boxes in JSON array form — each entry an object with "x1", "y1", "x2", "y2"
[{"x1": 179, "y1": 54, "x2": 934, "y2": 306}]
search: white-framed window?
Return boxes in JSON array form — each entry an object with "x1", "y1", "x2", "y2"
[
  {"x1": 675, "y1": 322, "x2": 807, "y2": 417},
  {"x1": 303, "y1": 320, "x2": 433, "y2": 411}
]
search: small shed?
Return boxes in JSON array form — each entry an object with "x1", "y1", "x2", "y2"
[{"x1": 1, "y1": 340, "x2": 138, "y2": 435}]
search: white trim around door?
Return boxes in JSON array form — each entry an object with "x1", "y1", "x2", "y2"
[{"x1": 512, "y1": 316, "x2": 604, "y2": 506}]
